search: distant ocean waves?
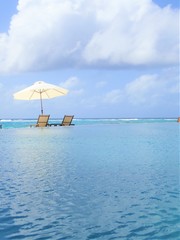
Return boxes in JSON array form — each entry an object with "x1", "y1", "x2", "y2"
[{"x1": 0, "y1": 118, "x2": 177, "y2": 128}]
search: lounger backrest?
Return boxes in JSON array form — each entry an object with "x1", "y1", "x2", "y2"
[
  {"x1": 37, "y1": 115, "x2": 50, "y2": 127},
  {"x1": 61, "y1": 115, "x2": 74, "y2": 126}
]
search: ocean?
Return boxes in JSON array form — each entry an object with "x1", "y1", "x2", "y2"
[
  {"x1": 0, "y1": 119, "x2": 179, "y2": 239},
  {"x1": 0, "y1": 118, "x2": 177, "y2": 129}
]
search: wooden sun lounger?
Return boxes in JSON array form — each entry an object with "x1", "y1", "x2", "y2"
[
  {"x1": 30, "y1": 115, "x2": 50, "y2": 127},
  {"x1": 48, "y1": 115, "x2": 74, "y2": 126}
]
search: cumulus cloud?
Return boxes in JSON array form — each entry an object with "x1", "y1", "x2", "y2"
[
  {"x1": 61, "y1": 76, "x2": 80, "y2": 89},
  {"x1": 0, "y1": 0, "x2": 179, "y2": 73},
  {"x1": 103, "y1": 89, "x2": 123, "y2": 104},
  {"x1": 125, "y1": 74, "x2": 159, "y2": 104},
  {"x1": 83, "y1": 1, "x2": 179, "y2": 67},
  {"x1": 61, "y1": 76, "x2": 84, "y2": 96},
  {"x1": 103, "y1": 70, "x2": 179, "y2": 106}
]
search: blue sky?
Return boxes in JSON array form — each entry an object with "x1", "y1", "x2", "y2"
[{"x1": 0, "y1": 0, "x2": 179, "y2": 119}]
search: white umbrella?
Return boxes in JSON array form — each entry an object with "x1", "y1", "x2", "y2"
[{"x1": 14, "y1": 81, "x2": 68, "y2": 114}]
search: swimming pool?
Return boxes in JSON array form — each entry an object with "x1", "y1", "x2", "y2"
[{"x1": 0, "y1": 122, "x2": 179, "y2": 239}]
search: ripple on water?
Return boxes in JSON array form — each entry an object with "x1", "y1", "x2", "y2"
[
  {"x1": 87, "y1": 229, "x2": 116, "y2": 239},
  {"x1": 0, "y1": 123, "x2": 179, "y2": 239}
]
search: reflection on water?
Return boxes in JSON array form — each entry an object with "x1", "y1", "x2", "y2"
[{"x1": 0, "y1": 124, "x2": 179, "y2": 239}]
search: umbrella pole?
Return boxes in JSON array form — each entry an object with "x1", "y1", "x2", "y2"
[{"x1": 40, "y1": 92, "x2": 43, "y2": 115}]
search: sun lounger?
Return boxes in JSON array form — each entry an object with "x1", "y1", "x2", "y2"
[
  {"x1": 48, "y1": 115, "x2": 74, "y2": 126},
  {"x1": 30, "y1": 115, "x2": 50, "y2": 127}
]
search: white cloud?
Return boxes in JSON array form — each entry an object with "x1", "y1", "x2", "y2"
[
  {"x1": 0, "y1": 0, "x2": 179, "y2": 73},
  {"x1": 83, "y1": 1, "x2": 179, "y2": 67},
  {"x1": 103, "y1": 69, "x2": 179, "y2": 106},
  {"x1": 61, "y1": 76, "x2": 84, "y2": 96},
  {"x1": 61, "y1": 76, "x2": 80, "y2": 89},
  {"x1": 125, "y1": 74, "x2": 159, "y2": 104},
  {"x1": 103, "y1": 89, "x2": 123, "y2": 104}
]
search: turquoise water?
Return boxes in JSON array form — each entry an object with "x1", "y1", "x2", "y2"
[
  {"x1": 0, "y1": 118, "x2": 177, "y2": 129},
  {"x1": 0, "y1": 120, "x2": 179, "y2": 239}
]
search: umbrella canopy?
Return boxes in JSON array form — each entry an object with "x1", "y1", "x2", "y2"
[{"x1": 14, "y1": 81, "x2": 68, "y2": 114}]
